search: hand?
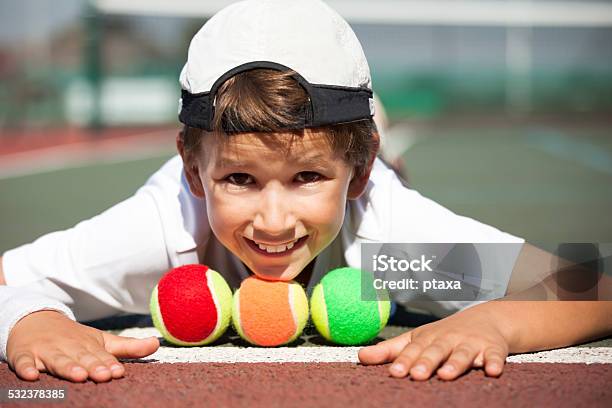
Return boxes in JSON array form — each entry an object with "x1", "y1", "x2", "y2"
[
  {"x1": 358, "y1": 304, "x2": 511, "y2": 380},
  {"x1": 7, "y1": 310, "x2": 159, "y2": 383}
]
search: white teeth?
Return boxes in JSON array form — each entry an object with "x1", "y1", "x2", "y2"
[{"x1": 253, "y1": 238, "x2": 300, "y2": 253}]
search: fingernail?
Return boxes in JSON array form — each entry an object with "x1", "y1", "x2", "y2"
[
  {"x1": 390, "y1": 363, "x2": 405, "y2": 375},
  {"x1": 412, "y1": 364, "x2": 426, "y2": 373},
  {"x1": 440, "y1": 364, "x2": 455, "y2": 372}
]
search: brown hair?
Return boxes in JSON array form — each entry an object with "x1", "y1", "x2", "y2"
[{"x1": 180, "y1": 69, "x2": 378, "y2": 177}]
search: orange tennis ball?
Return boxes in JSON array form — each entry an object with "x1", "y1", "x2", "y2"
[{"x1": 232, "y1": 276, "x2": 309, "y2": 347}]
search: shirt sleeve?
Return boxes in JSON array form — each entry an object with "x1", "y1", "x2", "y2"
[
  {"x1": 1, "y1": 185, "x2": 172, "y2": 323},
  {"x1": 0, "y1": 285, "x2": 75, "y2": 362},
  {"x1": 368, "y1": 159, "x2": 525, "y2": 317}
]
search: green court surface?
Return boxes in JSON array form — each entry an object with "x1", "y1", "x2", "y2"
[
  {"x1": 0, "y1": 154, "x2": 175, "y2": 252},
  {"x1": 0, "y1": 122, "x2": 611, "y2": 253},
  {"x1": 401, "y1": 123, "x2": 612, "y2": 243}
]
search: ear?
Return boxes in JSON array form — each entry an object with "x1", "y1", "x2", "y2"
[
  {"x1": 347, "y1": 131, "x2": 381, "y2": 200},
  {"x1": 176, "y1": 133, "x2": 206, "y2": 199}
]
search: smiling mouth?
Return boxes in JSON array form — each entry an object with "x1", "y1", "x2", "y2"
[{"x1": 244, "y1": 235, "x2": 309, "y2": 257}]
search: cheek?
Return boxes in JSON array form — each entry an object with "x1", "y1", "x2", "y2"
[
  {"x1": 299, "y1": 186, "x2": 348, "y2": 233},
  {"x1": 202, "y1": 185, "x2": 246, "y2": 242},
  {"x1": 206, "y1": 203, "x2": 249, "y2": 256}
]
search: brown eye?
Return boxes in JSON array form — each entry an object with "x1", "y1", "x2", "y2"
[
  {"x1": 227, "y1": 173, "x2": 253, "y2": 185},
  {"x1": 295, "y1": 172, "x2": 322, "y2": 183}
]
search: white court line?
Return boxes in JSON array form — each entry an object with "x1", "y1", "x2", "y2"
[
  {"x1": 147, "y1": 345, "x2": 364, "y2": 364},
  {"x1": 506, "y1": 348, "x2": 612, "y2": 364},
  {"x1": 0, "y1": 130, "x2": 176, "y2": 180},
  {"x1": 526, "y1": 131, "x2": 612, "y2": 176},
  {"x1": 118, "y1": 327, "x2": 612, "y2": 364}
]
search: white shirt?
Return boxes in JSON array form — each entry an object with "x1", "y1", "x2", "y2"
[{"x1": 0, "y1": 156, "x2": 523, "y2": 360}]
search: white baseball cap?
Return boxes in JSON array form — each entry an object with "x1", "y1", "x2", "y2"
[{"x1": 179, "y1": 0, "x2": 374, "y2": 131}]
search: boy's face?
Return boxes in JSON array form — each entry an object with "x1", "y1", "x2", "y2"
[{"x1": 181, "y1": 130, "x2": 370, "y2": 281}]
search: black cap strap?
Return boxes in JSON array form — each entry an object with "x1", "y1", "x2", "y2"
[{"x1": 178, "y1": 61, "x2": 373, "y2": 131}]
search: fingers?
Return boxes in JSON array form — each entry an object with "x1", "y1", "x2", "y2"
[
  {"x1": 436, "y1": 345, "x2": 479, "y2": 380},
  {"x1": 390, "y1": 342, "x2": 506, "y2": 381},
  {"x1": 9, "y1": 349, "x2": 87, "y2": 383},
  {"x1": 89, "y1": 349, "x2": 125, "y2": 379},
  {"x1": 6, "y1": 312, "x2": 139, "y2": 383},
  {"x1": 37, "y1": 350, "x2": 89, "y2": 383},
  {"x1": 358, "y1": 331, "x2": 412, "y2": 365},
  {"x1": 386, "y1": 339, "x2": 427, "y2": 378},
  {"x1": 69, "y1": 348, "x2": 120, "y2": 382},
  {"x1": 8, "y1": 331, "x2": 158, "y2": 384},
  {"x1": 13, "y1": 345, "x2": 126, "y2": 383},
  {"x1": 483, "y1": 347, "x2": 507, "y2": 377},
  {"x1": 388, "y1": 342, "x2": 422, "y2": 378},
  {"x1": 473, "y1": 352, "x2": 484, "y2": 368},
  {"x1": 103, "y1": 333, "x2": 160, "y2": 359},
  {"x1": 361, "y1": 328, "x2": 507, "y2": 382},
  {"x1": 403, "y1": 341, "x2": 452, "y2": 380},
  {"x1": 11, "y1": 351, "x2": 41, "y2": 381}
]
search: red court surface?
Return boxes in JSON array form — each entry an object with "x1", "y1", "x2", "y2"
[
  {"x1": 0, "y1": 127, "x2": 176, "y2": 156},
  {"x1": 1, "y1": 362, "x2": 611, "y2": 407},
  {"x1": 0, "y1": 127, "x2": 176, "y2": 179}
]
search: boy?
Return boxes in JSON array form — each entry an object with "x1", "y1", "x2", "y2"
[{"x1": 1, "y1": 0, "x2": 610, "y2": 384}]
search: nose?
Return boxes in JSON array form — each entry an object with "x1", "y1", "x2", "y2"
[{"x1": 252, "y1": 184, "x2": 296, "y2": 238}]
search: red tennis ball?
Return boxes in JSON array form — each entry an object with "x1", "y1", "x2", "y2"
[{"x1": 150, "y1": 264, "x2": 232, "y2": 346}]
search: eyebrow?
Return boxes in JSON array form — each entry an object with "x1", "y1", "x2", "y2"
[{"x1": 216, "y1": 154, "x2": 330, "y2": 169}]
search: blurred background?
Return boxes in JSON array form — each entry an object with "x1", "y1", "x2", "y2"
[{"x1": 0, "y1": 0, "x2": 611, "y2": 252}]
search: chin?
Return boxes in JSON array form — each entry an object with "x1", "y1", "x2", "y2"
[{"x1": 251, "y1": 266, "x2": 301, "y2": 282}]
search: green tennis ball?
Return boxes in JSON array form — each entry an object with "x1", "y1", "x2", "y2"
[
  {"x1": 150, "y1": 264, "x2": 233, "y2": 346},
  {"x1": 311, "y1": 267, "x2": 390, "y2": 345}
]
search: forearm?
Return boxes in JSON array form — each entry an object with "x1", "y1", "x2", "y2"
[{"x1": 476, "y1": 300, "x2": 612, "y2": 353}]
